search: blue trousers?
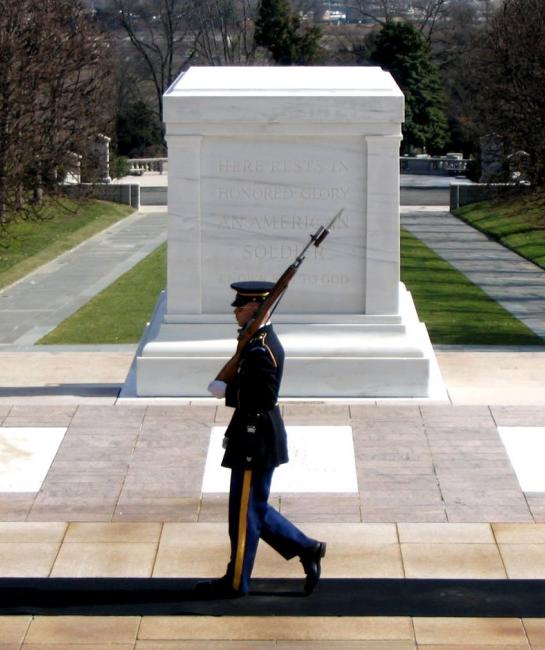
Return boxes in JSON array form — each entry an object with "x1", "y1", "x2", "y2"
[{"x1": 226, "y1": 466, "x2": 317, "y2": 594}]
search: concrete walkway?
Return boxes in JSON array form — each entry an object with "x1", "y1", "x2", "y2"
[
  {"x1": 401, "y1": 206, "x2": 545, "y2": 340},
  {"x1": 1, "y1": 401, "x2": 543, "y2": 523},
  {"x1": 0, "y1": 207, "x2": 167, "y2": 345}
]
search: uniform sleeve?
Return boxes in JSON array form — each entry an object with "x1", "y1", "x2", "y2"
[
  {"x1": 225, "y1": 381, "x2": 238, "y2": 408},
  {"x1": 237, "y1": 344, "x2": 278, "y2": 414}
]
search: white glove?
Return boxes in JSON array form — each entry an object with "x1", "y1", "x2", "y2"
[{"x1": 207, "y1": 380, "x2": 227, "y2": 398}]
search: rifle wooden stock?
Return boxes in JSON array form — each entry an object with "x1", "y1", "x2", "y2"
[{"x1": 215, "y1": 208, "x2": 344, "y2": 385}]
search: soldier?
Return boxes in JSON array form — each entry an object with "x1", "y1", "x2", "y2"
[{"x1": 201, "y1": 280, "x2": 326, "y2": 598}]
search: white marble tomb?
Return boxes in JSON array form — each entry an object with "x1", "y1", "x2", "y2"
[{"x1": 131, "y1": 66, "x2": 442, "y2": 398}]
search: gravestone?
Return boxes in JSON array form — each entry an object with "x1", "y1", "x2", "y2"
[{"x1": 132, "y1": 66, "x2": 441, "y2": 397}]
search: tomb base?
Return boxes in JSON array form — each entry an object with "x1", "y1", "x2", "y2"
[{"x1": 125, "y1": 284, "x2": 445, "y2": 399}]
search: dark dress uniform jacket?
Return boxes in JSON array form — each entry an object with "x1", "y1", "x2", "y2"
[{"x1": 222, "y1": 324, "x2": 289, "y2": 470}]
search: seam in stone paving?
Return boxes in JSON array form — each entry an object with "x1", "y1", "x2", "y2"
[
  {"x1": 196, "y1": 493, "x2": 205, "y2": 523},
  {"x1": 395, "y1": 524, "x2": 407, "y2": 579},
  {"x1": 521, "y1": 619, "x2": 534, "y2": 648},
  {"x1": 418, "y1": 404, "x2": 449, "y2": 523},
  {"x1": 490, "y1": 523, "x2": 511, "y2": 581},
  {"x1": 47, "y1": 523, "x2": 70, "y2": 579},
  {"x1": 523, "y1": 493, "x2": 537, "y2": 524},
  {"x1": 146, "y1": 528, "x2": 163, "y2": 580},
  {"x1": 421, "y1": 413, "x2": 449, "y2": 524},
  {"x1": 18, "y1": 613, "x2": 33, "y2": 646},
  {"x1": 113, "y1": 407, "x2": 148, "y2": 523}
]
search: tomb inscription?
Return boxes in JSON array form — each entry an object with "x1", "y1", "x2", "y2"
[{"x1": 201, "y1": 137, "x2": 366, "y2": 314}]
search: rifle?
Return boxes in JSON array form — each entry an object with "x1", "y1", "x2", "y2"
[{"x1": 215, "y1": 208, "x2": 344, "y2": 384}]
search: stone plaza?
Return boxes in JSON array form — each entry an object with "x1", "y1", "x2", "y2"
[{"x1": 2, "y1": 394, "x2": 545, "y2": 645}]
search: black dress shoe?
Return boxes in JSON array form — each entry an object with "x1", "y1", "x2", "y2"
[
  {"x1": 194, "y1": 575, "x2": 246, "y2": 599},
  {"x1": 300, "y1": 541, "x2": 327, "y2": 595}
]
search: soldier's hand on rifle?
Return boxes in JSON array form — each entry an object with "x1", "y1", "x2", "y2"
[{"x1": 208, "y1": 380, "x2": 227, "y2": 398}]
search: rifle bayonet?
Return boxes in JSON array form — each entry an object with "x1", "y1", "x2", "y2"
[{"x1": 295, "y1": 208, "x2": 344, "y2": 267}]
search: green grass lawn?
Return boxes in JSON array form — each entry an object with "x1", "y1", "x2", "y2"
[
  {"x1": 454, "y1": 190, "x2": 545, "y2": 269},
  {"x1": 400, "y1": 229, "x2": 543, "y2": 345},
  {"x1": 0, "y1": 198, "x2": 134, "y2": 290},
  {"x1": 39, "y1": 243, "x2": 166, "y2": 344},
  {"x1": 39, "y1": 230, "x2": 543, "y2": 346}
]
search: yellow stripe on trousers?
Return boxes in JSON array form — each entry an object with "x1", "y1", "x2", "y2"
[{"x1": 232, "y1": 469, "x2": 252, "y2": 592}]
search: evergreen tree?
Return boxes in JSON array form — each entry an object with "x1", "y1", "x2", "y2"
[
  {"x1": 367, "y1": 21, "x2": 449, "y2": 154},
  {"x1": 254, "y1": 0, "x2": 321, "y2": 65},
  {"x1": 116, "y1": 101, "x2": 164, "y2": 157}
]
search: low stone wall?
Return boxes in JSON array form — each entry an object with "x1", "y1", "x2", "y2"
[
  {"x1": 64, "y1": 183, "x2": 140, "y2": 209},
  {"x1": 450, "y1": 183, "x2": 530, "y2": 210},
  {"x1": 401, "y1": 187, "x2": 449, "y2": 206},
  {"x1": 141, "y1": 187, "x2": 167, "y2": 206}
]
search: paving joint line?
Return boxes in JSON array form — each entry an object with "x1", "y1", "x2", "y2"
[{"x1": 47, "y1": 523, "x2": 70, "y2": 579}]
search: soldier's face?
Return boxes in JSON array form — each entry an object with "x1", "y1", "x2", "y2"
[{"x1": 234, "y1": 302, "x2": 259, "y2": 327}]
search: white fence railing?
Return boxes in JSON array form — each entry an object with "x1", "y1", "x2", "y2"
[
  {"x1": 128, "y1": 158, "x2": 168, "y2": 174},
  {"x1": 400, "y1": 156, "x2": 470, "y2": 175}
]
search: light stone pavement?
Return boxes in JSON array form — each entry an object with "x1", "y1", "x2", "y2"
[
  {"x1": 2, "y1": 345, "x2": 545, "y2": 406},
  {"x1": 1, "y1": 402, "x2": 544, "y2": 525},
  {"x1": 401, "y1": 206, "x2": 545, "y2": 340},
  {"x1": 0, "y1": 207, "x2": 167, "y2": 345},
  {"x1": 2, "y1": 401, "x2": 545, "y2": 648}
]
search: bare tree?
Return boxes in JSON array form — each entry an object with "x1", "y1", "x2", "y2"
[
  {"x1": 347, "y1": 0, "x2": 411, "y2": 25},
  {"x1": 475, "y1": 0, "x2": 501, "y2": 21},
  {"x1": 412, "y1": 0, "x2": 451, "y2": 42},
  {"x1": 347, "y1": 0, "x2": 461, "y2": 40},
  {"x1": 114, "y1": 0, "x2": 196, "y2": 124},
  {"x1": 108, "y1": 0, "x2": 262, "y2": 154},
  {"x1": 466, "y1": 0, "x2": 545, "y2": 184},
  {"x1": 0, "y1": 0, "x2": 112, "y2": 228},
  {"x1": 430, "y1": 0, "x2": 480, "y2": 65},
  {"x1": 192, "y1": 0, "x2": 260, "y2": 65}
]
